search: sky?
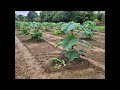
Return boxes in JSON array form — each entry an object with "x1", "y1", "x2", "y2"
[
  {"x1": 15, "y1": 11, "x2": 105, "y2": 16},
  {"x1": 15, "y1": 11, "x2": 41, "y2": 16}
]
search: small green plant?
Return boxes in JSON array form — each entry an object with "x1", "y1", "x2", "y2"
[
  {"x1": 56, "y1": 22, "x2": 65, "y2": 30},
  {"x1": 54, "y1": 30, "x2": 64, "y2": 35},
  {"x1": 49, "y1": 57, "x2": 66, "y2": 70},
  {"x1": 83, "y1": 20, "x2": 96, "y2": 31},
  {"x1": 42, "y1": 22, "x2": 50, "y2": 31},
  {"x1": 29, "y1": 22, "x2": 37, "y2": 28},
  {"x1": 20, "y1": 27, "x2": 29, "y2": 35},
  {"x1": 82, "y1": 29, "x2": 93, "y2": 39},
  {"x1": 31, "y1": 29, "x2": 43, "y2": 40},
  {"x1": 81, "y1": 21, "x2": 96, "y2": 39},
  {"x1": 15, "y1": 21, "x2": 21, "y2": 29},
  {"x1": 49, "y1": 57, "x2": 66, "y2": 66}
]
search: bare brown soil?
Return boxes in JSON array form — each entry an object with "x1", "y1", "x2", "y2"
[
  {"x1": 15, "y1": 30, "x2": 105, "y2": 79},
  {"x1": 15, "y1": 43, "x2": 31, "y2": 79}
]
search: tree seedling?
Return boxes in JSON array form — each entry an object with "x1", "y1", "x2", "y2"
[
  {"x1": 56, "y1": 21, "x2": 93, "y2": 61},
  {"x1": 20, "y1": 27, "x2": 29, "y2": 35},
  {"x1": 31, "y1": 29, "x2": 43, "y2": 40},
  {"x1": 49, "y1": 57, "x2": 66, "y2": 70}
]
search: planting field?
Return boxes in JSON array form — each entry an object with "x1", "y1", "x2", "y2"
[{"x1": 15, "y1": 21, "x2": 105, "y2": 79}]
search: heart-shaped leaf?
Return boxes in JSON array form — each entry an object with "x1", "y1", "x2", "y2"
[
  {"x1": 60, "y1": 36, "x2": 78, "y2": 49},
  {"x1": 65, "y1": 50, "x2": 79, "y2": 61}
]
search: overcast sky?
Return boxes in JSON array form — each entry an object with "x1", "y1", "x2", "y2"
[
  {"x1": 15, "y1": 11, "x2": 41, "y2": 16},
  {"x1": 15, "y1": 11, "x2": 105, "y2": 16}
]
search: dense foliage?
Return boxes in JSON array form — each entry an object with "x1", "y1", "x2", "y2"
[
  {"x1": 15, "y1": 11, "x2": 105, "y2": 25},
  {"x1": 31, "y1": 29, "x2": 43, "y2": 40},
  {"x1": 27, "y1": 11, "x2": 38, "y2": 22}
]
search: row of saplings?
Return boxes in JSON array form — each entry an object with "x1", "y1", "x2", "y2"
[
  {"x1": 20, "y1": 26, "x2": 43, "y2": 41},
  {"x1": 17, "y1": 21, "x2": 96, "y2": 70}
]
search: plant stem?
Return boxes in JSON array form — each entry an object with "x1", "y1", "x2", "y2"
[
  {"x1": 67, "y1": 33, "x2": 70, "y2": 36},
  {"x1": 75, "y1": 30, "x2": 81, "y2": 36},
  {"x1": 71, "y1": 30, "x2": 73, "y2": 36},
  {"x1": 72, "y1": 46, "x2": 73, "y2": 49}
]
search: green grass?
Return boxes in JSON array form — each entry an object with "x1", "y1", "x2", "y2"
[{"x1": 96, "y1": 26, "x2": 105, "y2": 30}]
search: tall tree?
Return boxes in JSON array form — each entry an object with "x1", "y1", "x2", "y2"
[
  {"x1": 39, "y1": 11, "x2": 101, "y2": 23},
  {"x1": 17, "y1": 15, "x2": 25, "y2": 21},
  {"x1": 27, "y1": 11, "x2": 38, "y2": 22}
]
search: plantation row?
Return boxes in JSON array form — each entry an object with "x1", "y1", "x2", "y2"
[
  {"x1": 15, "y1": 36, "x2": 104, "y2": 79},
  {"x1": 15, "y1": 21, "x2": 104, "y2": 38},
  {"x1": 15, "y1": 21, "x2": 104, "y2": 62}
]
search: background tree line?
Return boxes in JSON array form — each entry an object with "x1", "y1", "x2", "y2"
[{"x1": 15, "y1": 11, "x2": 105, "y2": 25}]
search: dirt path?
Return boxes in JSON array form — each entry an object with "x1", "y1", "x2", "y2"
[
  {"x1": 15, "y1": 44, "x2": 31, "y2": 79},
  {"x1": 15, "y1": 36, "x2": 47, "y2": 79}
]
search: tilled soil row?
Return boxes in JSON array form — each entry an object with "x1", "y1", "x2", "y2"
[
  {"x1": 15, "y1": 36, "x2": 48, "y2": 79},
  {"x1": 15, "y1": 44, "x2": 31, "y2": 79},
  {"x1": 43, "y1": 33, "x2": 105, "y2": 70},
  {"x1": 44, "y1": 31, "x2": 105, "y2": 49},
  {"x1": 43, "y1": 32, "x2": 105, "y2": 53}
]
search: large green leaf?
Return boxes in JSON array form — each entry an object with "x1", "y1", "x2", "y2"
[
  {"x1": 61, "y1": 21, "x2": 79, "y2": 34},
  {"x1": 65, "y1": 22, "x2": 78, "y2": 34},
  {"x1": 61, "y1": 23, "x2": 69, "y2": 31},
  {"x1": 60, "y1": 36, "x2": 78, "y2": 49},
  {"x1": 81, "y1": 40, "x2": 93, "y2": 48},
  {"x1": 65, "y1": 50, "x2": 79, "y2": 61}
]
